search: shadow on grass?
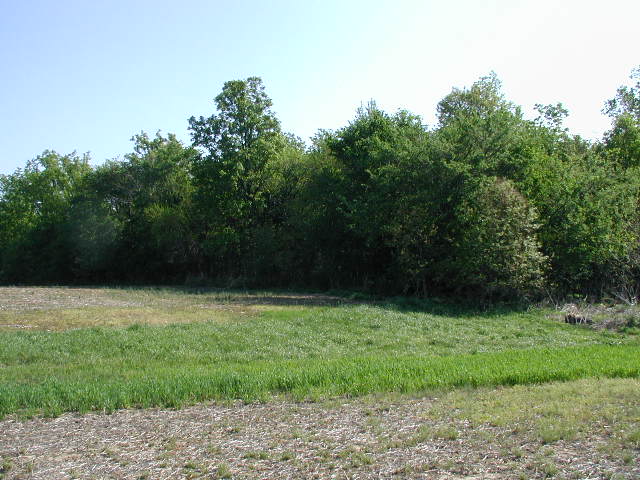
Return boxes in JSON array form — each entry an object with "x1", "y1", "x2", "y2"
[
  {"x1": 109, "y1": 284, "x2": 536, "y2": 316},
  {"x1": 378, "y1": 295, "x2": 533, "y2": 317},
  {"x1": 0, "y1": 284, "x2": 534, "y2": 317}
]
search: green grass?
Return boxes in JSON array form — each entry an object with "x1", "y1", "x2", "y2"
[
  {"x1": 0, "y1": 289, "x2": 639, "y2": 417},
  {"x1": 424, "y1": 377, "x2": 640, "y2": 450},
  {"x1": 1, "y1": 303, "x2": 633, "y2": 363},
  {"x1": 1, "y1": 344, "x2": 639, "y2": 418}
]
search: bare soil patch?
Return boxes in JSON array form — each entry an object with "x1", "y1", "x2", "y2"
[{"x1": 1, "y1": 394, "x2": 637, "y2": 479}]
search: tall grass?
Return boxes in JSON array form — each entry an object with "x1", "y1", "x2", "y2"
[{"x1": 1, "y1": 345, "x2": 638, "y2": 418}]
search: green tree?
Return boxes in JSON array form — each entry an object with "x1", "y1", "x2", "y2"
[
  {"x1": 188, "y1": 77, "x2": 285, "y2": 278},
  {"x1": 0, "y1": 151, "x2": 91, "y2": 282},
  {"x1": 450, "y1": 177, "x2": 548, "y2": 298},
  {"x1": 521, "y1": 150, "x2": 639, "y2": 292},
  {"x1": 83, "y1": 132, "x2": 197, "y2": 281},
  {"x1": 377, "y1": 149, "x2": 547, "y2": 298},
  {"x1": 435, "y1": 73, "x2": 530, "y2": 181},
  {"x1": 603, "y1": 67, "x2": 640, "y2": 121},
  {"x1": 534, "y1": 102, "x2": 569, "y2": 132},
  {"x1": 299, "y1": 103, "x2": 427, "y2": 289},
  {"x1": 602, "y1": 67, "x2": 640, "y2": 169},
  {"x1": 603, "y1": 114, "x2": 640, "y2": 169}
]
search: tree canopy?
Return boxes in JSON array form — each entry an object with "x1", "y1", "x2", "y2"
[{"x1": 2, "y1": 71, "x2": 640, "y2": 300}]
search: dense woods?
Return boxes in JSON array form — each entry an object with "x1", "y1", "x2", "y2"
[{"x1": 2, "y1": 69, "x2": 640, "y2": 300}]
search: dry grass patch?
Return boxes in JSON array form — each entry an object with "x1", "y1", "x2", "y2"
[
  {"x1": 0, "y1": 306, "x2": 256, "y2": 331},
  {"x1": 425, "y1": 377, "x2": 640, "y2": 454},
  {"x1": 0, "y1": 286, "x2": 338, "y2": 330}
]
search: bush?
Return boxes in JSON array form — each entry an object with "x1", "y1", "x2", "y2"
[{"x1": 448, "y1": 177, "x2": 548, "y2": 298}]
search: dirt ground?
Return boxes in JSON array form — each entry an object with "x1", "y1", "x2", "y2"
[{"x1": 1, "y1": 395, "x2": 637, "y2": 480}]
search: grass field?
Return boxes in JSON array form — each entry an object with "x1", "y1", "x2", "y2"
[{"x1": 1, "y1": 286, "x2": 638, "y2": 419}]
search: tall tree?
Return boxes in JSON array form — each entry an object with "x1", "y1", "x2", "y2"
[
  {"x1": 602, "y1": 66, "x2": 640, "y2": 169},
  {"x1": 435, "y1": 73, "x2": 529, "y2": 180},
  {"x1": 604, "y1": 67, "x2": 640, "y2": 121},
  {"x1": 188, "y1": 77, "x2": 285, "y2": 276}
]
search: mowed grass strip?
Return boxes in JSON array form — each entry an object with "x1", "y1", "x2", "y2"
[{"x1": 1, "y1": 345, "x2": 638, "y2": 418}]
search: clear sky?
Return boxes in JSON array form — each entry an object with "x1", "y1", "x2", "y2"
[{"x1": 1, "y1": 0, "x2": 638, "y2": 174}]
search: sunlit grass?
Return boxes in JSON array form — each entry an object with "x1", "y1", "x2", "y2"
[
  {"x1": 0, "y1": 287, "x2": 638, "y2": 417},
  {"x1": 1, "y1": 345, "x2": 639, "y2": 418},
  {"x1": 1, "y1": 303, "x2": 634, "y2": 365},
  {"x1": 425, "y1": 377, "x2": 640, "y2": 449}
]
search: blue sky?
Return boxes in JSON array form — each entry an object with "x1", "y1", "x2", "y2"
[{"x1": 1, "y1": 0, "x2": 638, "y2": 174}]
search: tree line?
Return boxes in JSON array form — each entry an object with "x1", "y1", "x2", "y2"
[{"x1": 2, "y1": 70, "x2": 640, "y2": 299}]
